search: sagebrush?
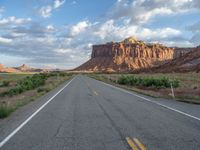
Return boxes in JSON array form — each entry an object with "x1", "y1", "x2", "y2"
[{"x1": 117, "y1": 76, "x2": 179, "y2": 88}]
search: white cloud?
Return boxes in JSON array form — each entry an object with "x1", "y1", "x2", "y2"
[
  {"x1": 54, "y1": 48, "x2": 72, "y2": 54},
  {"x1": 93, "y1": 20, "x2": 116, "y2": 39},
  {"x1": 0, "y1": 37, "x2": 12, "y2": 44},
  {"x1": 0, "y1": 16, "x2": 31, "y2": 26},
  {"x1": 87, "y1": 43, "x2": 93, "y2": 49},
  {"x1": 136, "y1": 8, "x2": 173, "y2": 23},
  {"x1": 54, "y1": 0, "x2": 65, "y2": 9},
  {"x1": 160, "y1": 40, "x2": 193, "y2": 47},
  {"x1": 70, "y1": 21, "x2": 91, "y2": 36},
  {"x1": 0, "y1": 20, "x2": 91, "y2": 69},
  {"x1": 38, "y1": 0, "x2": 65, "y2": 18},
  {"x1": 137, "y1": 27, "x2": 181, "y2": 40},
  {"x1": 39, "y1": 6, "x2": 52, "y2": 18},
  {"x1": 93, "y1": 19, "x2": 181, "y2": 42},
  {"x1": 109, "y1": 0, "x2": 198, "y2": 24},
  {"x1": 46, "y1": 25, "x2": 55, "y2": 32}
]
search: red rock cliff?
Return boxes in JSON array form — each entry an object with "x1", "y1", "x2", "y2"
[
  {"x1": 151, "y1": 46, "x2": 200, "y2": 73},
  {"x1": 75, "y1": 37, "x2": 193, "y2": 72}
]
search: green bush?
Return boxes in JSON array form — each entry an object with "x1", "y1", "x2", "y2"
[
  {"x1": 0, "y1": 80, "x2": 10, "y2": 87},
  {"x1": 0, "y1": 73, "x2": 49, "y2": 97},
  {"x1": 37, "y1": 88, "x2": 45, "y2": 93},
  {"x1": 59, "y1": 72, "x2": 67, "y2": 77},
  {"x1": 2, "y1": 81, "x2": 10, "y2": 87},
  {"x1": 37, "y1": 87, "x2": 50, "y2": 93},
  {"x1": 117, "y1": 76, "x2": 180, "y2": 88},
  {"x1": 0, "y1": 105, "x2": 13, "y2": 118},
  {"x1": 172, "y1": 79, "x2": 179, "y2": 88},
  {"x1": 118, "y1": 76, "x2": 131, "y2": 85}
]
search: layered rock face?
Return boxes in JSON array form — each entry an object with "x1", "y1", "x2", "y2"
[
  {"x1": 152, "y1": 46, "x2": 200, "y2": 73},
  {"x1": 173, "y1": 47, "x2": 195, "y2": 58},
  {"x1": 76, "y1": 37, "x2": 178, "y2": 72}
]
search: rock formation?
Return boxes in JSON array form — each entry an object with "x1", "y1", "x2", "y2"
[
  {"x1": 75, "y1": 37, "x2": 188, "y2": 72},
  {"x1": 0, "y1": 64, "x2": 44, "y2": 73},
  {"x1": 152, "y1": 46, "x2": 200, "y2": 73},
  {"x1": 0, "y1": 63, "x2": 19, "y2": 73},
  {"x1": 15, "y1": 64, "x2": 45, "y2": 72},
  {"x1": 18, "y1": 64, "x2": 31, "y2": 71}
]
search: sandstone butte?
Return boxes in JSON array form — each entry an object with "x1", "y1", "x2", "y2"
[{"x1": 75, "y1": 37, "x2": 198, "y2": 72}]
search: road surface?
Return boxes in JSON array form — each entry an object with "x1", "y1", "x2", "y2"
[{"x1": 0, "y1": 75, "x2": 200, "y2": 150}]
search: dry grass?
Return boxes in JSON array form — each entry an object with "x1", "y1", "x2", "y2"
[
  {"x1": 0, "y1": 73, "x2": 73, "y2": 118},
  {"x1": 89, "y1": 72, "x2": 200, "y2": 104}
]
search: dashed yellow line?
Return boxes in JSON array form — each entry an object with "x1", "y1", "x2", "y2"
[
  {"x1": 93, "y1": 91, "x2": 98, "y2": 96},
  {"x1": 133, "y1": 138, "x2": 147, "y2": 150},
  {"x1": 86, "y1": 81, "x2": 98, "y2": 96},
  {"x1": 126, "y1": 137, "x2": 139, "y2": 150},
  {"x1": 126, "y1": 137, "x2": 147, "y2": 150}
]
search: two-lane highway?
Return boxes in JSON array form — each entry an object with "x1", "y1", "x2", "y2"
[{"x1": 0, "y1": 75, "x2": 200, "y2": 150}]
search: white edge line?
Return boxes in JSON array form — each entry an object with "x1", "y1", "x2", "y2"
[
  {"x1": 95, "y1": 78, "x2": 200, "y2": 122},
  {"x1": 0, "y1": 77, "x2": 75, "y2": 148}
]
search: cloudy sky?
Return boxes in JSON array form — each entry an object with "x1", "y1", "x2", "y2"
[{"x1": 0, "y1": 0, "x2": 200, "y2": 69}]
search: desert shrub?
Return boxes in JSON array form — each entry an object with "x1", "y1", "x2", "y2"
[
  {"x1": 37, "y1": 87, "x2": 45, "y2": 93},
  {"x1": 2, "y1": 81, "x2": 10, "y2": 87},
  {"x1": 0, "y1": 105, "x2": 14, "y2": 118},
  {"x1": 59, "y1": 72, "x2": 68, "y2": 77},
  {"x1": 0, "y1": 73, "x2": 49, "y2": 97},
  {"x1": 118, "y1": 76, "x2": 131, "y2": 85},
  {"x1": 37, "y1": 87, "x2": 50, "y2": 93},
  {"x1": 117, "y1": 76, "x2": 180, "y2": 88},
  {"x1": 171, "y1": 79, "x2": 179, "y2": 88}
]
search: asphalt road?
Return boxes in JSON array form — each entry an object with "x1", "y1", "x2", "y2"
[{"x1": 0, "y1": 75, "x2": 200, "y2": 150}]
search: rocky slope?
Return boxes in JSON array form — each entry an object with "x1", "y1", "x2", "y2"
[
  {"x1": 75, "y1": 37, "x2": 192, "y2": 72},
  {"x1": 151, "y1": 46, "x2": 200, "y2": 73}
]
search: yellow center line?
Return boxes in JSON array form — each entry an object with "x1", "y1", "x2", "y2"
[
  {"x1": 93, "y1": 91, "x2": 99, "y2": 96},
  {"x1": 133, "y1": 138, "x2": 147, "y2": 150},
  {"x1": 126, "y1": 137, "x2": 139, "y2": 150}
]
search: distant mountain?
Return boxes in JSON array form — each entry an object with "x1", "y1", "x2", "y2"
[
  {"x1": 0, "y1": 63, "x2": 19, "y2": 73},
  {"x1": 14, "y1": 64, "x2": 44, "y2": 72},
  {"x1": 16, "y1": 64, "x2": 31, "y2": 72},
  {"x1": 0, "y1": 64, "x2": 44, "y2": 73},
  {"x1": 75, "y1": 37, "x2": 195, "y2": 72}
]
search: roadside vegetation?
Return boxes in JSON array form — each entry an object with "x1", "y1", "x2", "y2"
[
  {"x1": 0, "y1": 72, "x2": 74, "y2": 118},
  {"x1": 0, "y1": 73, "x2": 47, "y2": 97},
  {"x1": 89, "y1": 73, "x2": 200, "y2": 104},
  {"x1": 117, "y1": 76, "x2": 179, "y2": 88}
]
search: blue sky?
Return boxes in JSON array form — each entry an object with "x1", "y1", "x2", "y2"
[{"x1": 0, "y1": 0, "x2": 200, "y2": 69}]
